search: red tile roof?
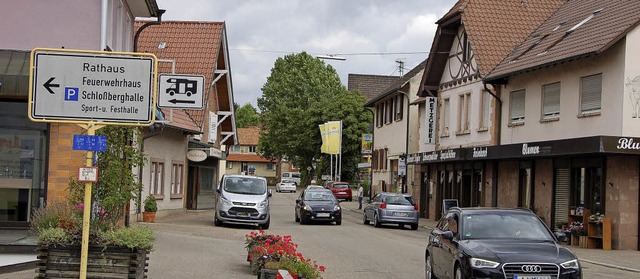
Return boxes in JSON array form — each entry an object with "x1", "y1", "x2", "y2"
[
  {"x1": 420, "y1": 0, "x2": 565, "y2": 95},
  {"x1": 135, "y1": 20, "x2": 236, "y2": 143},
  {"x1": 237, "y1": 127, "x2": 261, "y2": 146},
  {"x1": 158, "y1": 108, "x2": 200, "y2": 133},
  {"x1": 348, "y1": 74, "x2": 400, "y2": 102},
  {"x1": 487, "y1": 0, "x2": 640, "y2": 81},
  {"x1": 226, "y1": 153, "x2": 273, "y2": 163}
]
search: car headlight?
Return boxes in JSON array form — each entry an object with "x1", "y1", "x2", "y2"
[
  {"x1": 560, "y1": 259, "x2": 579, "y2": 269},
  {"x1": 258, "y1": 200, "x2": 268, "y2": 208},
  {"x1": 221, "y1": 197, "x2": 233, "y2": 206},
  {"x1": 303, "y1": 205, "x2": 312, "y2": 211},
  {"x1": 469, "y1": 258, "x2": 500, "y2": 269},
  {"x1": 333, "y1": 205, "x2": 341, "y2": 211}
]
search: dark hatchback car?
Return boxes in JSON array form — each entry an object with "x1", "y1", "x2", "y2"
[
  {"x1": 426, "y1": 208, "x2": 581, "y2": 279},
  {"x1": 295, "y1": 188, "x2": 342, "y2": 225}
]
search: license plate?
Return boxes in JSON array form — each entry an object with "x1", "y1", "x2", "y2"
[
  {"x1": 237, "y1": 212, "x2": 249, "y2": 217},
  {"x1": 514, "y1": 276, "x2": 551, "y2": 279},
  {"x1": 393, "y1": 212, "x2": 408, "y2": 217},
  {"x1": 338, "y1": 192, "x2": 346, "y2": 194},
  {"x1": 317, "y1": 213, "x2": 330, "y2": 217}
]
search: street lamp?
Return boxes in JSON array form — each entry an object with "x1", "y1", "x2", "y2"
[
  {"x1": 397, "y1": 90, "x2": 410, "y2": 194},
  {"x1": 316, "y1": 54, "x2": 347, "y2": 61}
]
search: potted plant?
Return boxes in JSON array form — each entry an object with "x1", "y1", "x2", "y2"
[
  {"x1": 31, "y1": 126, "x2": 153, "y2": 278},
  {"x1": 143, "y1": 195, "x2": 158, "y2": 223},
  {"x1": 245, "y1": 231, "x2": 325, "y2": 279}
]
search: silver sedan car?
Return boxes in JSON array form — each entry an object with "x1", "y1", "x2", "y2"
[{"x1": 363, "y1": 192, "x2": 419, "y2": 230}]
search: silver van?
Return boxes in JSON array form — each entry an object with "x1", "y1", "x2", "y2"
[{"x1": 214, "y1": 175, "x2": 271, "y2": 229}]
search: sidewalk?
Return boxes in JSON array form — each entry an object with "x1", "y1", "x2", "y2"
[
  {"x1": 340, "y1": 197, "x2": 640, "y2": 274},
  {"x1": 0, "y1": 230, "x2": 38, "y2": 273}
]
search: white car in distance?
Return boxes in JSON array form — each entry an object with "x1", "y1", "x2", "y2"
[{"x1": 276, "y1": 179, "x2": 297, "y2": 193}]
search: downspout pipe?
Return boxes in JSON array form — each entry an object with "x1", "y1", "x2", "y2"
[
  {"x1": 398, "y1": 90, "x2": 410, "y2": 194},
  {"x1": 133, "y1": 9, "x2": 166, "y2": 52},
  {"x1": 100, "y1": 0, "x2": 108, "y2": 50},
  {"x1": 484, "y1": 83, "x2": 501, "y2": 207},
  {"x1": 365, "y1": 107, "x2": 375, "y2": 200}
]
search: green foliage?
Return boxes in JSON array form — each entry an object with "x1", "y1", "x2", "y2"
[
  {"x1": 257, "y1": 52, "x2": 371, "y2": 183},
  {"x1": 98, "y1": 226, "x2": 155, "y2": 251},
  {"x1": 144, "y1": 195, "x2": 157, "y2": 212},
  {"x1": 263, "y1": 255, "x2": 323, "y2": 279},
  {"x1": 30, "y1": 202, "x2": 76, "y2": 235},
  {"x1": 235, "y1": 103, "x2": 260, "y2": 128},
  {"x1": 94, "y1": 126, "x2": 146, "y2": 227},
  {"x1": 37, "y1": 228, "x2": 71, "y2": 244},
  {"x1": 30, "y1": 125, "x2": 152, "y2": 250}
]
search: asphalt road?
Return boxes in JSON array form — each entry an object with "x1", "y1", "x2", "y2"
[{"x1": 2, "y1": 188, "x2": 638, "y2": 278}]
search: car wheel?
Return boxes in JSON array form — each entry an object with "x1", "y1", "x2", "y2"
[
  {"x1": 363, "y1": 212, "x2": 370, "y2": 225},
  {"x1": 214, "y1": 214, "x2": 222, "y2": 227},
  {"x1": 335, "y1": 219, "x2": 341, "y2": 225},
  {"x1": 411, "y1": 224, "x2": 419, "y2": 230},
  {"x1": 425, "y1": 253, "x2": 434, "y2": 279},
  {"x1": 260, "y1": 218, "x2": 270, "y2": 230},
  {"x1": 373, "y1": 213, "x2": 381, "y2": 228},
  {"x1": 454, "y1": 265, "x2": 463, "y2": 279}
]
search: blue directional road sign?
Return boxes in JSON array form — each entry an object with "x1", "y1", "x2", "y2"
[{"x1": 73, "y1": 135, "x2": 107, "y2": 152}]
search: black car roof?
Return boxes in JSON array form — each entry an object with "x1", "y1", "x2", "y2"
[{"x1": 448, "y1": 207, "x2": 534, "y2": 215}]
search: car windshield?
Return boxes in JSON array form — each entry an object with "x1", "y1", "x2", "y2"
[
  {"x1": 304, "y1": 191, "x2": 336, "y2": 201},
  {"x1": 384, "y1": 195, "x2": 412, "y2": 205},
  {"x1": 223, "y1": 177, "x2": 267, "y2": 195},
  {"x1": 332, "y1": 183, "x2": 348, "y2": 189},
  {"x1": 292, "y1": 173, "x2": 301, "y2": 178},
  {"x1": 462, "y1": 213, "x2": 553, "y2": 240}
]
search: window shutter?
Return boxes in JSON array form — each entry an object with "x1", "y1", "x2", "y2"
[
  {"x1": 554, "y1": 168, "x2": 570, "y2": 227},
  {"x1": 580, "y1": 74, "x2": 602, "y2": 113},
  {"x1": 542, "y1": 82, "x2": 561, "y2": 118},
  {"x1": 482, "y1": 91, "x2": 491, "y2": 127},
  {"x1": 510, "y1": 90, "x2": 525, "y2": 123}
]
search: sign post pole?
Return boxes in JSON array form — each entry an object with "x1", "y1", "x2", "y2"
[{"x1": 79, "y1": 123, "x2": 103, "y2": 279}]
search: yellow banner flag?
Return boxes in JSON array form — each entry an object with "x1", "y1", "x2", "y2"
[
  {"x1": 319, "y1": 124, "x2": 328, "y2": 153},
  {"x1": 326, "y1": 121, "x2": 341, "y2": 154}
]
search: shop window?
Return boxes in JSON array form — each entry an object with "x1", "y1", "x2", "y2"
[
  {"x1": 518, "y1": 166, "x2": 533, "y2": 210},
  {"x1": 571, "y1": 166, "x2": 603, "y2": 214}
]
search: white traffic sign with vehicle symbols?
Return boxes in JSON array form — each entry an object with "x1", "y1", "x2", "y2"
[
  {"x1": 158, "y1": 74, "x2": 204, "y2": 109},
  {"x1": 28, "y1": 48, "x2": 157, "y2": 126}
]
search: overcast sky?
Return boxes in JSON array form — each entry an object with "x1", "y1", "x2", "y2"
[{"x1": 154, "y1": 0, "x2": 457, "y2": 106}]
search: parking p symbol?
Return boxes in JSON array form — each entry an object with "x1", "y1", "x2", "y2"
[{"x1": 65, "y1": 87, "x2": 79, "y2": 101}]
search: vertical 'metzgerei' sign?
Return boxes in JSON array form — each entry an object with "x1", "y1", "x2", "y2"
[{"x1": 426, "y1": 97, "x2": 437, "y2": 144}]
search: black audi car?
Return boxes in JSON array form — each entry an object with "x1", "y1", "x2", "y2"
[
  {"x1": 295, "y1": 188, "x2": 342, "y2": 225},
  {"x1": 426, "y1": 207, "x2": 581, "y2": 279}
]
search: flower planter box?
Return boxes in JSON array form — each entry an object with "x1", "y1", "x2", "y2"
[
  {"x1": 142, "y1": 212, "x2": 156, "y2": 223},
  {"x1": 35, "y1": 244, "x2": 148, "y2": 279},
  {"x1": 259, "y1": 269, "x2": 305, "y2": 279}
]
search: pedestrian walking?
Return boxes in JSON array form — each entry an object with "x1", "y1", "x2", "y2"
[{"x1": 357, "y1": 183, "x2": 364, "y2": 209}]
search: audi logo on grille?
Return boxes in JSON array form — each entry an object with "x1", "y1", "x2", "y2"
[{"x1": 521, "y1": 265, "x2": 542, "y2": 273}]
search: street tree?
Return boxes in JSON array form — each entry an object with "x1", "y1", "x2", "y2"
[
  {"x1": 235, "y1": 103, "x2": 260, "y2": 128},
  {"x1": 257, "y1": 52, "x2": 371, "y2": 184}
]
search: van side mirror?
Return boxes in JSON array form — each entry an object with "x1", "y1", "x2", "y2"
[{"x1": 440, "y1": 231, "x2": 454, "y2": 240}]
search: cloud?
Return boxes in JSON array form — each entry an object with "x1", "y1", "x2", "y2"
[{"x1": 154, "y1": 0, "x2": 457, "y2": 106}]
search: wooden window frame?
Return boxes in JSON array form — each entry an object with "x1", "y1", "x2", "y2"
[
  {"x1": 170, "y1": 160, "x2": 184, "y2": 199},
  {"x1": 150, "y1": 158, "x2": 165, "y2": 198}
]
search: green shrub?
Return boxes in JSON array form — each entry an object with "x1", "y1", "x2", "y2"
[
  {"x1": 37, "y1": 228, "x2": 72, "y2": 244},
  {"x1": 99, "y1": 226, "x2": 155, "y2": 251},
  {"x1": 144, "y1": 195, "x2": 157, "y2": 212}
]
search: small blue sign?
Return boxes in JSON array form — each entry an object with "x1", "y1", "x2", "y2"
[
  {"x1": 73, "y1": 135, "x2": 107, "y2": 152},
  {"x1": 65, "y1": 87, "x2": 79, "y2": 101}
]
